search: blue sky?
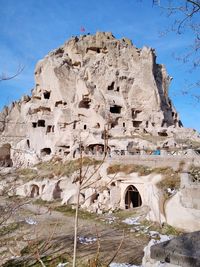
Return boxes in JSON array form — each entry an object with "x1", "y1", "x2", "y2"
[{"x1": 0, "y1": 0, "x2": 199, "y2": 131}]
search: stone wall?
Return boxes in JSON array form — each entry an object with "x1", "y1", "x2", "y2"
[{"x1": 180, "y1": 172, "x2": 200, "y2": 210}]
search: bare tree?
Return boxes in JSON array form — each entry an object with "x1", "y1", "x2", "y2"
[
  {"x1": 72, "y1": 143, "x2": 108, "y2": 267},
  {"x1": 72, "y1": 124, "x2": 111, "y2": 267},
  {"x1": 152, "y1": 1, "x2": 200, "y2": 92},
  {"x1": 0, "y1": 64, "x2": 24, "y2": 82},
  {"x1": 138, "y1": 1, "x2": 200, "y2": 99}
]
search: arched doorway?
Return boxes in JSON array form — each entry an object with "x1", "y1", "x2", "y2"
[
  {"x1": 30, "y1": 185, "x2": 40, "y2": 198},
  {"x1": 40, "y1": 148, "x2": 51, "y2": 156},
  {"x1": 125, "y1": 185, "x2": 142, "y2": 209},
  {"x1": 0, "y1": 143, "x2": 13, "y2": 167},
  {"x1": 53, "y1": 181, "x2": 62, "y2": 199}
]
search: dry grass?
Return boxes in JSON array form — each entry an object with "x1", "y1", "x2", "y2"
[
  {"x1": 36, "y1": 157, "x2": 101, "y2": 178},
  {"x1": 189, "y1": 165, "x2": 200, "y2": 183},
  {"x1": 190, "y1": 165, "x2": 200, "y2": 173},
  {"x1": 16, "y1": 168, "x2": 38, "y2": 181},
  {"x1": 54, "y1": 205, "x2": 98, "y2": 220},
  {"x1": 15, "y1": 157, "x2": 101, "y2": 181},
  {"x1": 107, "y1": 164, "x2": 153, "y2": 176},
  {"x1": 0, "y1": 222, "x2": 22, "y2": 237},
  {"x1": 156, "y1": 168, "x2": 180, "y2": 192}
]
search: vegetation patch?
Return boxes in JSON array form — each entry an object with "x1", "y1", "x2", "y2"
[
  {"x1": 12, "y1": 157, "x2": 102, "y2": 182},
  {"x1": 161, "y1": 223, "x2": 181, "y2": 236},
  {"x1": 136, "y1": 219, "x2": 182, "y2": 238},
  {"x1": 156, "y1": 167, "x2": 180, "y2": 193},
  {"x1": 0, "y1": 222, "x2": 22, "y2": 237},
  {"x1": 113, "y1": 209, "x2": 137, "y2": 220},
  {"x1": 54, "y1": 205, "x2": 97, "y2": 220},
  {"x1": 36, "y1": 157, "x2": 101, "y2": 178},
  {"x1": 107, "y1": 164, "x2": 153, "y2": 176},
  {"x1": 33, "y1": 199, "x2": 55, "y2": 206},
  {"x1": 189, "y1": 165, "x2": 200, "y2": 183},
  {"x1": 17, "y1": 168, "x2": 38, "y2": 181}
]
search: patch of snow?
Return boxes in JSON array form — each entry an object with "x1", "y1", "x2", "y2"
[
  {"x1": 101, "y1": 214, "x2": 116, "y2": 224},
  {"x1": 122, "y1": 216, "x2": 140, "y2": 225},
  {"x1": 142, "y1": 232, "x2": 172, "y2": 266},
  {"x1": 158, "y1": 234, "x2": 171, "y2": 243},
  {"x1": 78, "y1": 236, "x2": 97, "y2": 244},
  {"x1": 167, "y1": 188, "x2": 176, "y2": 194},
  {"x1": 10, "y1": 256, "x2": 20, "y2": 259},
  {"x1": 25, "y1": 217, "x2": 37, "y2": 225},
  {"x1": 57, "y1": 263, "x2": 68, "y2": 267},
  {"x1": 148, "y1": 232, "x2": 171, "y2": 246}
]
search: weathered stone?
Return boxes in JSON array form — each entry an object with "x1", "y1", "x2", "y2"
[
  {"x1": 0, "y1": 32, "x2": 199, "y2": 167},
  {"x1": 0, "y1": 32, "x2": 200, "y2": 233},
  {"x1": 150, "y1": 231, "x2": 200, "y2": 267}
]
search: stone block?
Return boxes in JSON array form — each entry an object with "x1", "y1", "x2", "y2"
[{"x1": 151, "y1": 231, "x2": 200, "y2": 267}]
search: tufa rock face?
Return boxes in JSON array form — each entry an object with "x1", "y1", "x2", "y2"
[{"x1": 0, "y1": 32, "x2": 198, "y2": 166}]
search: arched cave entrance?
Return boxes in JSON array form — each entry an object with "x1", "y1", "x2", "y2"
[
  {"x1": 53, "y1": 181, "x2": 62, "y2": 199},
  {"x1": 0, "y1": 143, "x2": 13, "y2": 167},
  {"x1": 30, "y1": 184, "x2": 40, "y2": 198},
  {"x1": 125, "y1": 185, "x2": 142, "y2": 209},
  {"x1": 41, "y1": 148, "x2": 51, "y2": 156}
]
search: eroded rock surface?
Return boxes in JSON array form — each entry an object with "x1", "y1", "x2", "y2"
[{"x1": 1, "y1": 32, "x2": 199, "y2": 167}]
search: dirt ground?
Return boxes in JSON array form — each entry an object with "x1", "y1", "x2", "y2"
[{"x1": 0, "y1": 196, "x2": 150, "y2": 267}]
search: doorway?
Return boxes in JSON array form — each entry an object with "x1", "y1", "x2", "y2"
[{"x1": 125, "y1": 185, "x2": 142, "y2": 209}]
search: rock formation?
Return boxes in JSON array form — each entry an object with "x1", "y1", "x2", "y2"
[
  {"x1": 1, "y1": 33, "x2": 200, "y2": 266},
  {"x1": 1, "y1": 32, "x2": 200, "y2": 166},
  {"x1": 0, "y1": 32, "x2": 197, "y2": 165}
]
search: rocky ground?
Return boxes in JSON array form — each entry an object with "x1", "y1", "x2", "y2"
[
  {"x1": 0, "y1": 162, "x2": 186, "y2": 267},
  {"x1": 0, "y1": 195, "x2": 160, "y2": 267}
]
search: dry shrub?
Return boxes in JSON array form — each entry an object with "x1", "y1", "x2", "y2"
[
  {"x1": 17, "y1": 168, "x2": 38, "y2": 181},
  {"x1": 36, "y1": 157, "x2": 101, "y2": 178},
  {"x1": 155, "y1": 167, "x2": 180, "y2": 192},
  {"x1": 107, "y1": 164, "x2": 152, "y2": 176},
  {"x1": 177, "y1": 160, "x2": 186, "y2": 172},
  {"x1": 189, "y1": 165, "x2": 200, "y2": 183}
]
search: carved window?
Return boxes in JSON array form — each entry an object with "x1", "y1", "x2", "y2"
[
  {"x1": 32, "y1": 122, "x2": 37, "y2": 128},
  {"x1": 43, "y1": 91, "x2": 50, "y2": 99},
  {"x1": 38, "y1": 120, "x2": 45, "y2": 127},
  {"x1": 46, "y1": 125, "x2": 52, "y2": 133},
  {"x1": 41, "y1": 148, "x2": 51, "y2": 156},
  {"x1": 133, "y1": 121, "x2": 142, "y2": 127},
  {"x1": 108, "y1": 82, "x2": 115, "y2": 90},
  {"x1": 110, "y1": 105, "x2": 122, "y2": 114}
]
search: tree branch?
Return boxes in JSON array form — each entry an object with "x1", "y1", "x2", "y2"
[
  {"x1": 0, "y1": 65, "x2": 24, "y2": 82},
  {"x1": 187, "y1": 0, "x2": 200, "y2": 9}
]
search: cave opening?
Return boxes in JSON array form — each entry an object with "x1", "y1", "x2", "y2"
[
  {"x1": 125, "y1": 185, "x2": 142, "y2": 209},
  {"x1": 108, "y1": 82, "x2": 115, "y2": 90},
  {"x1": 133, "y1": 121, "x2": 142, "y2": 127},
  {"x1": 43, "y1": 91, "x2": 51, "y2": 99},
  {"x1": 41, "y1": 148, "x2": 51, "y2": 156},
  {"x1": 110, "y1": 105, "x2": 122, "y2": 114},
  {"x1": 38, "y1": 120, "x2": 45, "y2": 127}
]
